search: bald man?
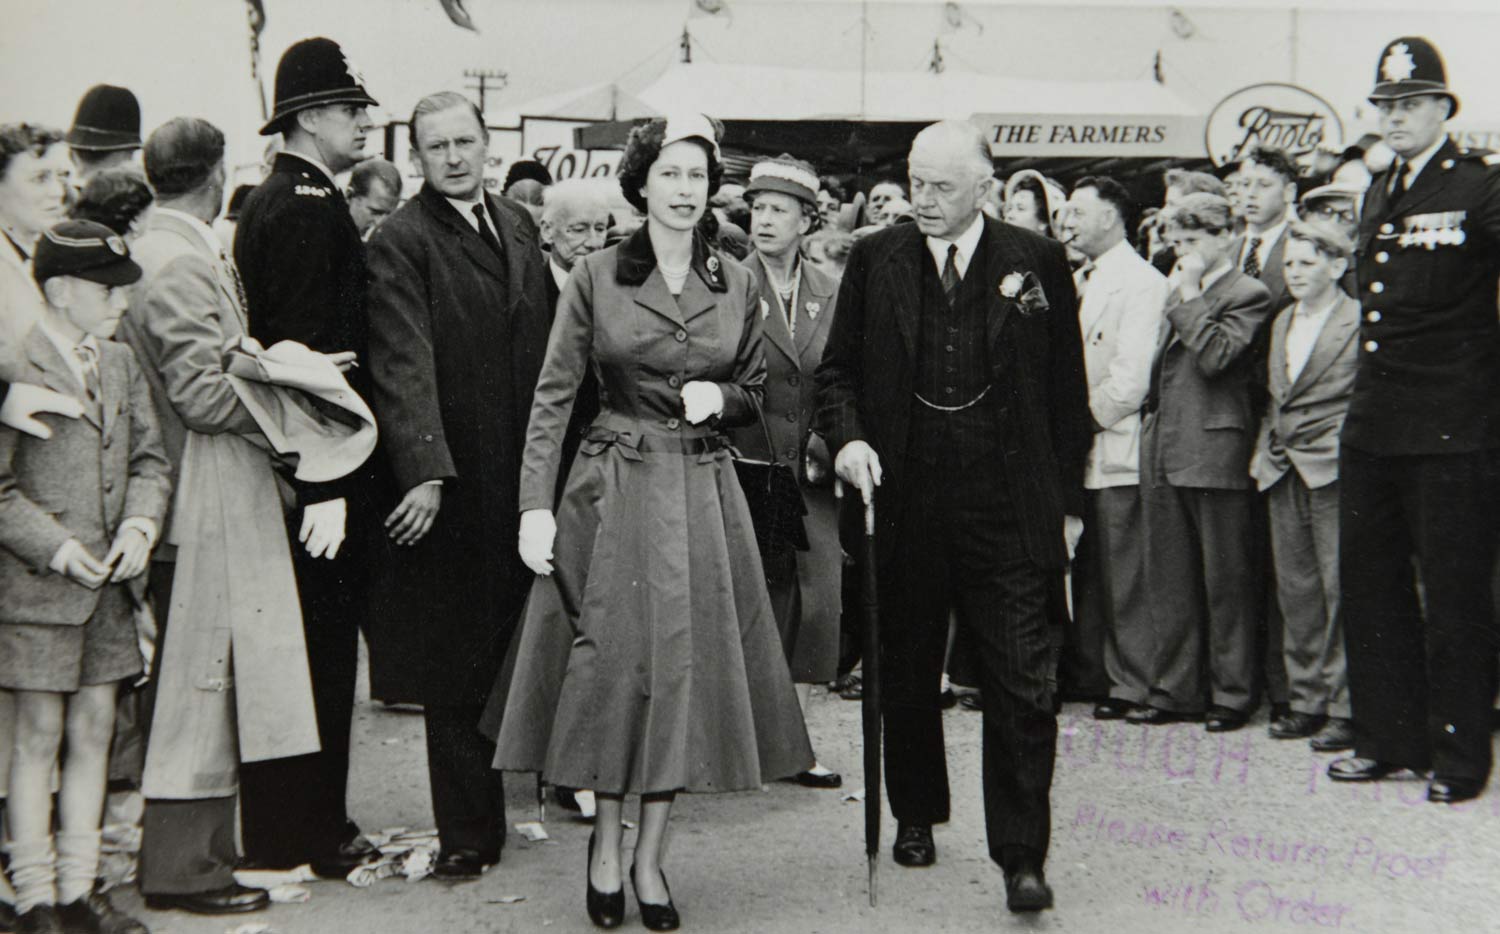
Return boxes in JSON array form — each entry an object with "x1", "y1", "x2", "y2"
[{"x1": 816, "y1": 121, "x2": 1090, "y2": 912}]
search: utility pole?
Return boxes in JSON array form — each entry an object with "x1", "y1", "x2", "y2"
[
  {"x1": 928, "y1": 38, "x2": 944, "y2": 74},
  {"x1": 463, "y1": 68, "x2": 508, "y2": 115}
]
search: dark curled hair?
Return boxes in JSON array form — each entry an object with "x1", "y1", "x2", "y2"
[
  {"x1": 1241, "y1": 145, "x2": 1298, "y2": 185},
  {"x1": 0, "y1": 123, "x2": 64, "y2": 180},
  {"x1": 617, "y1": 117, "x2": 724, "y2": 213},
  {"x1": 1010, "y1": 175, "x2": 1050, "y2": 227},
  {"x1": 72, "y1": 164, "x2": 154, "y2": 235},
  {"x1": 1074, "y1": 174, "x2": 1138, "y2": 241}
]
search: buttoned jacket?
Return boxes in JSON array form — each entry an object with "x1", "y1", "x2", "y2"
[{"x1": 1250, "y1": 292, "x2": 1360, "y2": 491}]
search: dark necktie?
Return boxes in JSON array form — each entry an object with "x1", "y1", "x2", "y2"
[
  {"x1": 1242, "y1": 237, "x2": 1263, "y2": 278},
  {"x1": 73, "y1": 344, "x2": 101, "y2": 403},
  {"x1": 1075, "y1": 261, "x2": 1095, "y2": 300},
  {"x1": 1388, "y1": 161, "x2": 1408, "y2": 203},
  {"x1": 472, "y1": 203, "x2": 504, "y2": 259},
  {"x1": 941, "y1": 243, "x2": 961, "y2": 305}
]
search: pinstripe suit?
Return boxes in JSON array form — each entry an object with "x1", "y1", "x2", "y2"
[{"x1": 815, "y1": 216, "x2": 1090, "y2": 863}]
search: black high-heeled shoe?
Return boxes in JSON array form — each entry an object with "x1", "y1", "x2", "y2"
[
  {"x1": 587, "y1": 833, "x2": 625, "y2": 929},
  {"x1": 629, "y1": 862, "x2": 681, "y2": 931}
]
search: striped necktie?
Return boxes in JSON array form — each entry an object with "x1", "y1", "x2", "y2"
[
  {"x1": 73, "y1": 343, "x2": 102, "y2": 403},
  {"x1": 941, "y1": 243, "x2": 961, "y2": 305}
]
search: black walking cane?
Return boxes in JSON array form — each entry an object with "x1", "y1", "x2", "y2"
[{"x1": 860, "y1": 492, "x2": 881, "y2": 907}]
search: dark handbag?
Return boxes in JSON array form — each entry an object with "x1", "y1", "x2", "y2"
[{"x1": 732, "y1": 396, "x2": 809, "y2": 561}]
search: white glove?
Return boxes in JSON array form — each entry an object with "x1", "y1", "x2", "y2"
[
  {"x1": 833, "y1": 440, "x2": 883, "y2": 506},
  {"x1": 680, "y1": 381, "x2": 724, "y2": 425},
  {"x1": 299, "y1": 498, "x2": 347, "y2": 559},
  {"x1": 519, "y1": 508, "x2": 557, "y2": 576},
  {"x1": 1, "y1": 383, "x2": 85, "y2": 439},
  {"x1": 1064, "y1": 514, "x2": 1084, "y2": 563}
]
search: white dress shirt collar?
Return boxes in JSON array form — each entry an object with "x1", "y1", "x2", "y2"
[
  {"x1": 446, "y1": 194, "x2": 494, "y2": 236},
  {"x1": 154, "y1": 207, "x2": 225, "y2": 258},
  {"x1": 37, "y1": 317, "x2": 98, "y2": 393},
  {"x1": 1199, "y1": 259, "x2": 1234, "y2": 295},
  {"x1": 1242, "y1": 217, "x2": 1288, "y2": 264},
  {"x1": 925, "y1": 212, "x2": 986, "y2": 279},
  {"x1": 1284, "y1": 293, "x2": 1339, "y2": 384},
  {"x1": 549, "y1": 257, "x2": 570, "y2": 293}
]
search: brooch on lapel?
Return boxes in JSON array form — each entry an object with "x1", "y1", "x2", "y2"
[
  {"x1": 706, "y1": 256, "x2": 720, "y2": 274},
  {"x1": 806, "y1": 300, "x2": 821, "y2": 320},
  {"x1": 1000, "y1": 271, "x2": 1049, "y2": 317}
]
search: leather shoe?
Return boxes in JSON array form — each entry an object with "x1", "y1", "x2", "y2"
[
  {"x1": 13, "y1": 906, "x2": 63, "y2": 934},
  {"x1": 145, "y1": 883, "x2": 269, "y2": 915},
  {"x1": 1309, "y1": 717, "x2": 1354, "y2": 752},
  {"x1": 785, "y1": 769, "x2": 843, "y2": 789},
  {"x1": 1327, "y1": 757, "x2": 1397, "y2": 783},
  {"x1": 58, "y1": 889, "x2": 149, "y2": 934},
  {"x1": 585, "y1": 833, "x2": 624, "y2": 929},
  {"x1": 1004, "y1": 864, "x2": 1055, "y2": 913},
  {"x1": 310, "y1": 837, "x2": 379, "y2": 880},
  {"x1": 939, "y1": 689, "x2": 958, "y2": 710},
  {"x1": 892, "y1": 822, "x2": 936, "y2": 867},
  {"x1": 1205, "y1": 706, "x2": 1249, "y2": 733},
  {"x1": 1428, "y1": 777, "x2": 1484, "y2": 804},
  {"x1": 432, "y1": 847, "x2": 499, "y2": 881},
  {"x1": 1269, "y1": 711, "x2": 1325, "y2": 739},
  {"x1": 1093, "y1": 698, "x2": 1134, "y2": 720},
  {"x1": 1125, "y1": 705, "x2": 1195, "y2": 725}
]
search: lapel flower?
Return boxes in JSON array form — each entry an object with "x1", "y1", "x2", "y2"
[
  {"x1": 706, "y1": 256, "x2": 720, "y2": 274},
  {"x1": 1016, "y1": 271, "x2": 1050, "y2": 317},
  {"x1": 999, "y1": 272, "x2": 1024, "y2": 298},
  {"x1": 806, "y1": 300, "x2": 821, "y2": 319}
]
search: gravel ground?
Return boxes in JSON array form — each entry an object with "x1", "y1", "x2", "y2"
[{"x1": 119, "y1": 648, "x2": 1500, "y2": 934}]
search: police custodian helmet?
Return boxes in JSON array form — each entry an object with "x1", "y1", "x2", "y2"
[
  {"x1": 1368, "y1": 36, "x2": 1459, "y2": 117},
  {"x1": 260, "y1": 37, "x2": 379, "y2": 136}
]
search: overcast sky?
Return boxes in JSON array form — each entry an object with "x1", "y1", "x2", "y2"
[{"x1": 4, "y1": 0, "x2": 1497, "y2": 173}]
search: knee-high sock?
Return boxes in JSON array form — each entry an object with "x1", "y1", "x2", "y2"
[
  {"x1": 4, "y1": 836, "x2": 56, "y2": 913},
  {"x1": 55, "y1": 830, "x2": 101, "y2": 904}
]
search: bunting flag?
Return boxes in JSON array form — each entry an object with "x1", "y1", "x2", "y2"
[
  {"x1": 440, "y1": 0, "x2": 479, "y2": 31},
  {"x1": 688, "y1": 0, "x2": 731, "y2": 20}
]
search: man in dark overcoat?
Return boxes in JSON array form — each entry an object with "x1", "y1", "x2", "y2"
[
  {"x1": 231, "y1": 36, "x2": 380, "y2": 876},
  {"x1": 364, "y1": 91, "x2": 554, "y2": 877},
  {"x1": 815, "y1": 120, "x2": 1091, "y2": 912},
  {"x1": 1327, "y1": 37, "x2": 1500, "y2": 804}
]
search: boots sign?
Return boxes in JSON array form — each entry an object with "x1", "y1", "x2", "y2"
[{"x1": 1206, "y1": 83, "x2": 1344, "y2": 173}]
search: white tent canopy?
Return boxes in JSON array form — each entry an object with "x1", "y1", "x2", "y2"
[{"x1": 504, "y1": 61, "x2": 1197, "y2": 123}]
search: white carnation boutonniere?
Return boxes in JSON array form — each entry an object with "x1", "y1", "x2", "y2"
[
  {"x1": 999, "y1": 272, "x2": 1025, "y2": 299},
  {"x1": 806, "y1": 300, "x2": 822, "y2": 320},
  {"x1": 999, "y1": 270, "x2": 1050, "y2": 317}
]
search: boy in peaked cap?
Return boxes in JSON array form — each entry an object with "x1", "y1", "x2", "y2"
[
  {"x1": 1329, "y1": 36, "x2": 1500, "y2": 804},
  {"x1": 0, "y1": 220, "x2": 170, "y2": 934}
]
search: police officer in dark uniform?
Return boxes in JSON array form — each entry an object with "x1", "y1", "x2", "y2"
[
  {"x1": 1328, "y1": 37, "x2": 1500, "y2": 804},
  {"x1": 232, "y1": 36, "x2": 381, "y2": 874}
]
